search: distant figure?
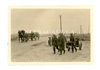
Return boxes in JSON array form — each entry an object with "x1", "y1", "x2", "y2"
[
  {"x1": 18, "y1": 30, "x2": 21, "y2": 42},
  {"x1": 75, "y1": 37, "x2": 79, "y2": 46},
  {"x1": 52, "y1": 34, "x2": 59, "y2": 54},
  {"x1": 58, "y1": 33, "x2": 66, "y2": 55},
  {"x1": 70, "y1": 33, "x2": 77, "y2": 53},
  {"x1": 48, "y1": 37, "x2": 52, "y2": 46}
]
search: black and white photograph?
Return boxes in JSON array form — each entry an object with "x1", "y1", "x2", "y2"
[{"x1": 9, "y1": 7, "x2": 93, "y2": 63}]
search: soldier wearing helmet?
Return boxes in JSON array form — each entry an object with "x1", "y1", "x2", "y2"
[
  {"x1": 48, "y1": 36, "x2": 52, "y2": 46},
  {"x1": 52, "y1": 34, "x2": 59, "y2": 54},
  {"x1": 70, "y1": 33, "x2": 77, "y2": 53},
  {"x1": 58, "y1": 33, "x2": 66, "y2": 55}
]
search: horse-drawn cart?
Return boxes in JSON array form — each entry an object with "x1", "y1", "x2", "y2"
[{"x1": 66, "y1": 38, "x2": 82, "y2": 51}]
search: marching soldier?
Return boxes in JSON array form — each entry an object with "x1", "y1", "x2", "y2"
[
  {"x1": 52, "y1": 34, "x2": 59, "y2": 54},
  {"x1": 75, "y1": 37, "x2": 79, "y2": 47},
  {"x1": 70, "y1": 33, "x2": 77, "y2": 53},
  {"x1": 58, "y1": 33, "x2": 65, "y2": 55}
]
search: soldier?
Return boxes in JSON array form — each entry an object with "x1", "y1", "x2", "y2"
[
  {"x1": 48, "y1": 37, "x2": 52, "y2": 46},
  {"x1": 52, "y1": 34, "x2": 59, "y2": 54},
  {"x1": 70, "y1": 33, "x2": 77, "y2": 53},
  {"x1": 75, "y1": 37, "x2": 79, "y2": 46},
  {"x1": 58, "y1": 33, "x2": 66, "y2": 55}
]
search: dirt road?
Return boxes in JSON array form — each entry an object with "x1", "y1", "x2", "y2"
[{"x1": 11, "y1": 37, "x2": 90, "y2": 62}]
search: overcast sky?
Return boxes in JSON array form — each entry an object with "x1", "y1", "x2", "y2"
[{"x1": 11, "y1": 9, "x2": 90, "y2": 34}]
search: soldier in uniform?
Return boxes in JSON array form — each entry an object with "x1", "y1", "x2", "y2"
[
  {"x1": 58, "y1": 33, "x2": 66, "y2": 55},
  {"x1": 52, "y1": 34, "x2": 59, "y2": 54},
  {"x1": 70, "y1": 33, "x2": 77, "y2": 53},
  {"x1": 75, "y1": 37, "x2": 79, "y2": 46},
  {"x1": 48, "y1": 37, "x2": 52, "y2": 46}
]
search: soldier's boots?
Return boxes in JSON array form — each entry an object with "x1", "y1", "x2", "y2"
[
  {"x1": 72, "y1": 47, "x2": 77, "y2": 53},
  {"x1": 68, "y1": 47, "x2": 70, "y2": 51},
  {"x1": 72, "y1": 47, "x2": 74, "y2": 53},
  {"x1": 59, "y1": 52, "x2": 62, "y2": 55},
  {"x1": 53, "y1": 48, "x2": 56, "y2": 54},
  {"x1": 59, "y1": 53, "x2": 62, "y2": 55},
  {"x1": 59, "y1": 50, "x2": 62, "y2": 55},
  {"x1": 59, "y1": 50, "x2": 65, "y2": 55},
  {"x1": 31, "y1": 38, "x2": 33, "y2": 41},
  {"x1": 74, "y1": 46, "x2": 77, "y2": 52},
  {"x1": 75, "y1": 48, "x2": 77, "y2": 52},
  {"x1": 53, "y1": 52, "x2": 55, "y2": 54},
  {"x1": 58, "y1": 49, "x2": 59, "y2": 52}
]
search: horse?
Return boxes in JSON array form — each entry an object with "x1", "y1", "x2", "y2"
[
  {"x1": 30, "y1": 32, "x2": 40, "y2": 41},
  {"x1": 18, "y1": 30, "x2": 21, "y2": 42},
  {"x1": 34, "y1": 32, "x2": 40, "y2": 40},
  {"x1": 19, "y1": 30, "x2": 29, "y2": 42}
]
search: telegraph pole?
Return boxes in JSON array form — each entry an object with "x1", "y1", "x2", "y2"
[
  {"x1": 60, "y1": 15, "x2": 62, "y2": 33},
  {"x1": 80, "y1": 25, "x2": 84, "y2": 34},
  {"x1": 80, "y1": 25, "x2": 81, "y2": 34}
]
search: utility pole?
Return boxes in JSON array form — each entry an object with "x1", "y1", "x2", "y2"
[
  {"x1": 80, "y1": 25, "x2": 81, "y2": 34},
  {"x1": 60, "y1": 15, "x2": 62, "y2": 33},
  {"x1": 80, "y1": 25, "x2": 83, "y2": 34}
]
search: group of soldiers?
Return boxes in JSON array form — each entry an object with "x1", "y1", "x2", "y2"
[{"x1": 48, "y1": 33, "x2": 80, "y2": 55}]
